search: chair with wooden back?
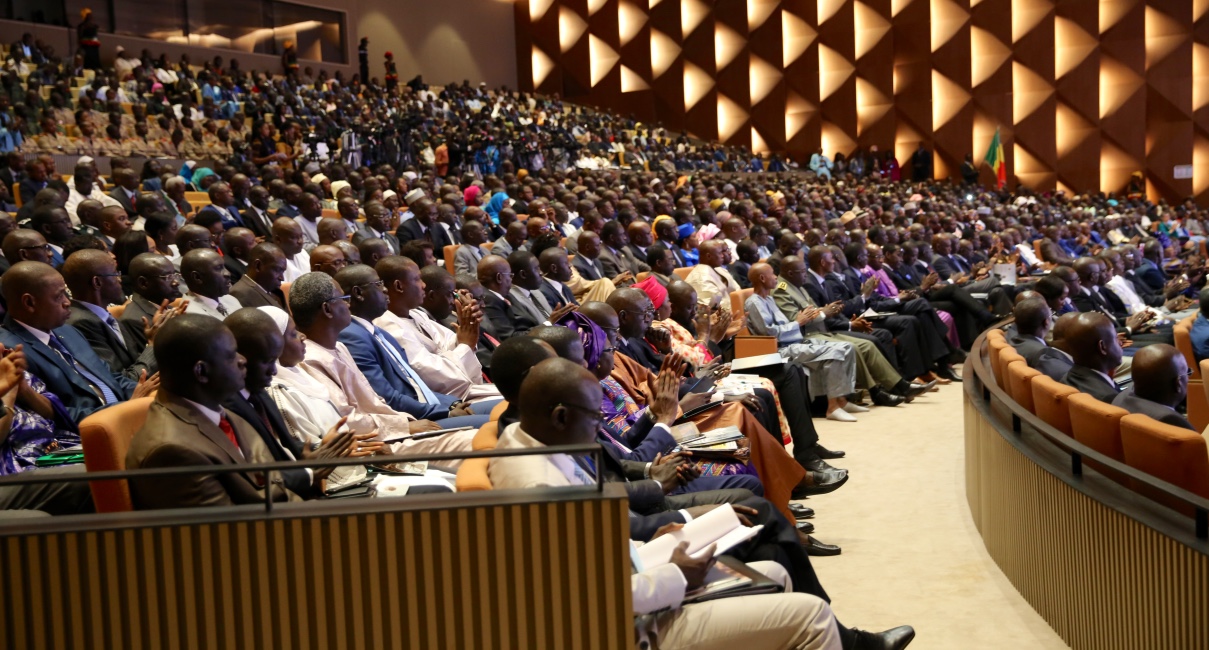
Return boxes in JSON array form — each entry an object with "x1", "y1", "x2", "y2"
[
  {"x1": 1120, "y1": 414, "x2": 1209, "y2": 514},
  {"x1": 1068, "y1": 392, "x2": 1130, "y2": 484}
]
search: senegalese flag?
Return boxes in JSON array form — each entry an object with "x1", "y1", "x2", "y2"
[{"x1": 983, "y1": 128, "x2": 1006, "y2": 189}]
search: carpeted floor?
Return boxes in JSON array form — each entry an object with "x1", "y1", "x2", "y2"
[{"x1": 796, "y1": 373, "x2": 1070, "y2": 649}]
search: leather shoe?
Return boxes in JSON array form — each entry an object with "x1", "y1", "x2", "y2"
[
  {"x1": 812, "y1": 443, "x2": 845, "y2": 459},
  {"x1": 904, "y1": 380, "x2": 936, "y2": 399},
  {"x1": 936, "y1": 366, "x2": 963, "y2": 382},
  {"x1": 854, "y1": 625, "x2": 916, "y2": 650},
  {"x1": 802, "y1": 535, "x2": 841, "y2": 556},
  {"x1": 791, "y1": 469, "x2": 849, "y2": 498},
  {"x1": 788, "y1": 503, "x2": 814, "y2": 519},
  {"x1": 804, "y1": 458, "x2": 842, "y2": 473},
  {"x1": 871, "y1": 389, "x2": 905, "y2": 407},
  {"x1": 796, "y1": 520, "x2": 815, "y2": 534}
]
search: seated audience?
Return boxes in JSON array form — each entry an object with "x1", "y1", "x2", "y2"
[
  {"x1": 180, "y1": 249, "x2": 241, "y2": 319},
  {"x1": 1061, "y1": 312, "x2": 1124, "y2": 403},
  {"x1": 229, "y1": 243, "x2": 287, "y2": 309},
  {"x1": 1111, "y1": 344, "x2": 1194, "y2": 430},
  {"x1": 63, "y1": 249, "x2": 160, "y2": 380}
]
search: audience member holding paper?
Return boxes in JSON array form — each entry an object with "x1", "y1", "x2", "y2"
[{"x1": 489, "y1": 357, "x2": 916, "y2": 650}]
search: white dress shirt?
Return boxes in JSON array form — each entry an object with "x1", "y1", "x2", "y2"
[
  {"x1": 183, "y1": 291, "x2": 242, "y2": 319},
  {"x1": 283, "y1": 249, "x2": 311, "y2": 283}
]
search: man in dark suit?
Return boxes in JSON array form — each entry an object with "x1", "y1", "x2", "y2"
[
  {"x1": 477, "y1": 254, "x2": 531, "y2": 340},
  {"x1": 120, "y1": 254, "x2": 184, "y2": 347},
  {"x1": 107, "y1": 168, "x2": 139, "y2": 218},
  {"x1": 29, "y1": 205, "x2": 71, "y2": 268},
  {"x1": 125, "y1": 314, "x2": 297, "y2": 510},
  {"x1": 0, "y1": 262, "x2": 153, "y2": 426},
  {"x1": 224, "y1": 308, "x2": 360, "y2": 497},
  {"x1": 1008, "y1": 297, "x2": 1050, "y2": 362},
  {"x1": 1111, "y1": 344, "x2": 1194, "y2": 430},
  {"x1": 351, "y1": 200, "x2": 400, "y2": 255},
  {"x1": 1061, "y1": 312, "x2": 1124, "y2": 403},
  {"x1": 929, "y1": 234, "x2": 999, "y2": 293},
  {"x1": 229, "y1": 243, "x2": 286, "y2": 309},
  {"x1": 539, "y1": 246, "x2": 580, "y2": 308},
  {"x1": 653, "y1": 217, "x2": 689, "y2": 268},
  {"x1": 571, "y1": 230, "x2": 607, "y2": 281},
  {"x1": 17, "y1": 160, "x2": 48, "y2": 207},
  {"x1": 196, "y1": 181, "x2": 245, "y2": 231},
  {"x1": 240, "y1": 186, "x2": 276, "y2": 240},
  {"x1": 220, "y1": 227, "x2": 256, "y2": 284},
  {"x1": 0, "y1": 152, "x2": 23, "y2": 192},
  {"x1": 63, "y1": 249, "x2": 158, "y2": 381},
  {"x1": 396, "y1": 198, "x2": 452, "y2": 252},
  {"x1": 335, "y1": 262, "x2": 491, "y2": 425},
  {"x1": 598, "y1": 220, "x2": 649, "y2": 278},
  {"x1": 1069, "y1": 257, "x2": 1170, "y2": 345},
  {"x1": 1134, "y1": 240, "x2": 1169, "y2": 294}
]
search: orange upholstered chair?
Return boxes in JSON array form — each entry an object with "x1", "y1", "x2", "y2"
[
  {"x1": 1006, "y1": 360, "x2": 1041, "y2": 412},
  {"x1": 489, "y1": 400, "x2": 509, "y2": 421},
  {"x1": 988, "y1": 339, "x2": 1011, "y2": 387},
  {"x1": 443, "y1": 244, "x2": 458, "y2": 274},
  {"x1": 79, "y1": 397, "x2": 154, "y2": 513},
  {"x1": 996, "y1": 348, "x2": 1024, "y2": 391},
  {"x1": 1201, "y1": 359, "x2": 1209, "y2": 409},
  {"x1": 1120, "y1": 414, "x2": 1209, "y2": 513},
  {"x1": 455, "y1": 458, "x2": 493, "y2": 492},
  {"x1": 1068, "y1": 392, "x2": 1130, "y2": 484},
  {"x1": 1174, "y1": 315, "x2": 1207, "y2": 429},
  {"x1": 1030, "y1": 375, "x2": 1078, "y2": 436},
  {"x1": 471, "y1": 420, "x2": 499, "y2": 451},
  {"x1": 673, "y1": 267, "x2": 692, "y2": 280},
  {"x1": 280, "y1": 282, "x2": 291, "y2": 311},
  {"x1": 986, "y1": 329, "x2": 1006, "y2": 343}
]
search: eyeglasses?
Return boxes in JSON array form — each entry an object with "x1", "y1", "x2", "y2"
[
  {"x1": 152, "y1": 272, "x2": 183, "y2": 280},
  {"x1": 355, "y1": 279, "x2": 385, "y2": 292},
  {"x1": 559, "y1": 402, "x2": 604, "y2": 423},
  {"x1": 20, "y1": 243, "x2": 51, "y2": 251},
  {"x1": 326, "y1": 294, "x2": 351, "y2": 304},
  {"x1": 94, "y1": 272, "x2": 122, "y2": 279}
]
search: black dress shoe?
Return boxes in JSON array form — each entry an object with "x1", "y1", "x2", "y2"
[
  {"x1": 936, "y1": 365, "x2": 963, "y2": 382},
  {"x1": 791, "y1": 470, "x2": 849, "y2": 498},
  {"x1": 804, "y1": 458, "x2": 842, "y2": 473},
  {"x1": 812, "y1": 443, "x2": 846, "y2": 459},
  {"x1": 903, "y1": 380, "x2": 936, "y2": 399},
  {"x1": 796, "y1": 520, "x2": 815, "y2": 534},
  {"x1": 788, "y1": 503, "x2": 815, "y2": 519},
  {"x1": 871, "y1": 388, "x2": 905, "y2": 407},
  {"x1": 802, "y1": 535, "x2": 841, "y2": 556},
  {"x1": 854, "y1": 625, "x2": 916, "y2": 650}
]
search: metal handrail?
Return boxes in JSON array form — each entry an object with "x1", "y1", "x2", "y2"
[{"x1": 968, "y1": 324, "x2": 1209, "y2": 540}]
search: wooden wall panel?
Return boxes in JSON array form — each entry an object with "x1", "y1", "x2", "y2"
[{"x1": 515, "y1": 0, "x2": 1209, "y2": 201}]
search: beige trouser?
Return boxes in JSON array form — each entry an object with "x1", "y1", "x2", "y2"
[
  {"x1": 807, "y1": 333, "x2": 903, "y2": 390},
  {"x1": 390, "y1": 429, "x2": 476, "y2": 470},
  {"x1": 652, "y1": 561, "x2": 842, "y2": 650}
]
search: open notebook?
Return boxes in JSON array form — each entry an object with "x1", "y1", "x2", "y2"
[{"x1": 635, "y1": 503, "x2": 764, "y2": 568}]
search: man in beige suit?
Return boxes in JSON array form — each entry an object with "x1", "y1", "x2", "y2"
[{"x1": 126, "y1": 313, "x2": 299, "y2": 509}]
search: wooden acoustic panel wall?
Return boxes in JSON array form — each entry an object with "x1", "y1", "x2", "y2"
[
  {"x1": 0, "y1": 490, "x2": 634, "y2": 650},
  {"x1": 517, "y1": 0, "x2": 1209, "y2": 203}
]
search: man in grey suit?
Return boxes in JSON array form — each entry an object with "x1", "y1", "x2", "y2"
[
  {"x1": 125, "y1": 314, "x2": 299, "y2": 509},
  {"x1": 63, "y1": 250, "x2": 160, "y2": 381},
  {"x1": 119, "y1": 253, "x2": 185, "y2": 351},
  {"x1": 1061, "y1": 312, "x2": 1123, "y2": 403},
  {"x1": 454, "y1": 221, "x2": 488, "y2": 276},
  {"x1": 1008, "y1": 297, "x2": 1051, "y2": 361},
  {"x1": 491, "y1": 221, "x2": 527, "y2": 258},
  {"x1": 1026, "y1": 312, "x2": 1077, "y2": 381},
  {"x1": 598, "y1": 220, "x2": 650, "y2": 278},
  {"x1": 1111, "y1": 344, "x2": 1194, "y2": 429},
  {"x1": 508, "y1": 250, "x2": 555, "y2": 326},
  {"x1": 229, "y1": 243, "x2": 287, "y2": 309},
  {"x1": 572, "y1": 231, "x2": 607, "y2": 281},
  {"x1": 351, "y1": 201, "x2": 400, "y2": 255}
]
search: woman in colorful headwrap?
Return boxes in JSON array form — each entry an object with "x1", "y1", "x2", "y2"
[
  {"x1": 77, "y1": 9, "x2": 101, "y2": 70},
  {"x1": 188, "y1": 166, "x2": 217, "y2": 191},
  {"x1": 676, "y1": 222, "x2": 700, "y2": 265},
  {"x1": 463, "y1": 184, "x2": 483, "y2": 208},
  {"x1": 483, "y1": 191, "x2": 509, "y2": 225}
]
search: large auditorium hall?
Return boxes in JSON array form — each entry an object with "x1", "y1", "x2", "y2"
[{"x1": 0, "y1": 0, "x2": 1206, "y2": 648}]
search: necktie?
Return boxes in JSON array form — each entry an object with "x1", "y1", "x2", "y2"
[
  {"x1": 572, "y1": 456, "x2": 597, "y2": 485},
  {"x1": 215, "y1": 299, "x2": 229, "y2": 317},
  {"x1": 48, "y1": 334, "x2": 118, "y2": 405},
  {"x1": 482, "y1": 331, "x2": 500, "y2": 347},
  {"x1": 373, "y1": 328, "x2": 438, "y2": 404},
  {"x1": 104, "y1": 314, "x2": 127, "y2": 349},
  {"x1": 530, "y1": 289, "x2": 552, "y2": 319},
  {"x1": 218, "y1": 415, "x2": 242, "y2": 452},
  {"x1": 561, "y1": 284, "x2": 577, "y2": 306}
]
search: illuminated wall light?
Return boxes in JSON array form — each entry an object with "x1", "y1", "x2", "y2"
[
  {"x1": 1054, "y1": 17, "x2": 1097, "y2": 79},
  {"x1": 559, "y1": 7, "x2": 588, "y2": 54},
  {"x1": 1196, "y1": 0, "x2": 1209, "y2": 21},
  {"x1": 750, "y1": 54, "x2": 782, "y2": 104},
  {"x1": 718, "y1": 94, "x2": 749, "y2": 142},
  {"x1": 818, "y1": 0, "x2": 846, "y2": 25},
  {"x1": 891, "y1": 0, "x2": 915, "y2": 18},
  {"x1": 856, "y1": 77, "x2": 891, "y2": 134},
  {"x1": 1194, "y1": 43, "x2": 1209, "y2": 112},
  {"x1": 1099, "y1": 0, "x2": 1130, "y2": 35},
  {"x1": 1013, "y1": 142, "x2": 1053, "y2": 186},
  {"x1": 1012, "y1": 62, "x2": 1054, "y2": 124},
  {"x1": 587, "y1": 0, "x2": 607, "y2": 17},
  {"x1": 782, "y1": 10, "x2": 816, "y2": 67},
  {"x1": 682, "y1": 0, "x2": 708, "y2": 38},
  {"x1": 1144, "y1": 6, "x2": 1185, "y2": 71},
  {"x1": 751, "y1": 127, "x2": 769, "y2": 154},
  {"x1": 651, "y1": 29, "x2": 681, "y2": 78},
  {"x1": 785, "y1": 91, "x2": 815, "y2": 140},
  {"x1": 530, "y1": 0, "x2": 556, "y2": 22},
  {"x1": 895, "y1": 121, "x2": 923, "y2": 170},
  {"x1": 650, "y1": 0, "x2": 662, "y2": 8},
  {"x1": 715, "y1": 23, "x2": 745, "y2": 70},
  {"x1": 821, "y1": 121, "x2": 856, "y2": 156},
  {"x1": 819, "y1": 44, "x2": 855, "y2": 101},
  {"x1": 1100, "y1": 140, "x2": 1139, "y2": 193},
  {"x1": 854, "y1": 1, "x2": 891, "y2": 60},
  {"x1": 930, "y1": 0, "x2": 969, "y2": 53},
  {"x1": 619, "y1": 2, "x2": 647, "y2": 47},
  {"x1": 1013, "y1": 0, "x2": 1052, "y2": 44},
  {"x1": 1193, "y1": 135, "x2": 1209, "y2": 195},
  {"x1": 1056, "y1": 102, "x2": 1094, "y2": 157},
  {"x1": 531, "y1": 46, "x2": 554, "y2": 87},
  {"x1": 1099, "y1": 56, "x2": 1143, "y2": 118},
  {"x1": 748, "y1": 0, "x2": 778, "y2": 32},
  {"x1": 589, "y1": 35, "x2": 620, "y2": 87},
  {"x1": 931, "y1": 69, "x2": 970, "y2": 129},
  {"x1": 684, "y1": 61, "x2": 715, "y2": 110},
  {"x1": 971, "y1": 27, "x2": 1012, "y2": 87},
  {"x1": 621, "y1": 65, "x2": 650, "y2": 92}
]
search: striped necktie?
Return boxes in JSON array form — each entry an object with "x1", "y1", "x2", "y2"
[{"x1": 48, "y1": 334, "x2": 118, "y2": 405}]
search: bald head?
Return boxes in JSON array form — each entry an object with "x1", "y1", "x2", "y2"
[
  {"x1": 1012, "y1": 297, "x2": 1052, "y2": 339},
  {"x1": 1130, "y1": 344, "x2": 1188, "y2": 407},
  {"x1": 517, "y1": 358, "x2": 603, "y2": 447},
  {"x1": 1066, "y1": 312, "x2": 1122, "y2": 374},
  {"x1": 477, "y1": 254, "x2": 512, "y2": 293},
  {"x1": 579, "y1": 301, "x2": 619, "y2": 334},
  {"x1": 317, "y1": 217, "x2": 348, "y2": 245},
  {"x1": 529, "y1": 325, "x2": 585, "y2": 365},
  {"x1": 491, "y1": 336, "x2": 556, "y2": 403}
]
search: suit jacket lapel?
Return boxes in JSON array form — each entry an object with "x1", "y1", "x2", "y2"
[{"x1": 161, "y1": 396, "x2": 243, "y2": 464}]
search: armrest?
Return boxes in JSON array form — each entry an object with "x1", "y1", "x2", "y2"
[{"x1": 733, "y1": 336, "x2": 777, "y2": 359}]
